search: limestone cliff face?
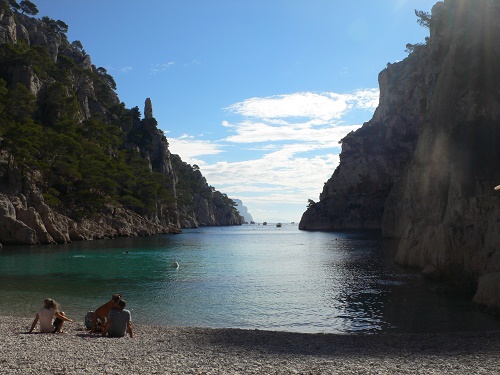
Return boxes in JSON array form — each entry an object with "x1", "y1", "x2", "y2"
[
  {"x1": 182, "y1": 193, "x2": 243, "y2": 227},
  {"x1": 0, "y1": 6, "x2": 242, "y2": 246},
  {"x1": 384, "y1": 0, "x2": 500, "y2": 308},
  {"x1": 300, "y1": 0, "x2": 500, "y2": 310},
  {"x1": 173, "y1": 165, "x2": 244, "y2": 228},
  {"x1": 0, "y1": 165, "x2": 172, "y2": 246},
  {"x1": 0, "y1": 10, "x2": 115, "y2": 119}
]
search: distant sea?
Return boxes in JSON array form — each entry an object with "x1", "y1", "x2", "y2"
[{"x1": 1, "y1": 224, "x2": 499, "y2": 334}]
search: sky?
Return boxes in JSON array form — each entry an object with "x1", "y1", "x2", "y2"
[{"x1": 35, "y1": 0, "x2": 436, "y2": 223}]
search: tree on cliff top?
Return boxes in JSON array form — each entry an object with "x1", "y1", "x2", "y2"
[
  {"x1": 41, "y1": 17, "x2": 68, "y2": 35},
  {"x1": 405, "y1": 9, "x2": 432, "y2": 55},
  {"x1": 19, "y1": 0, "x2": 38, "y2": 15},
  {"x1": 415, "y1": 9, "x2": 431, "y2": 29}
]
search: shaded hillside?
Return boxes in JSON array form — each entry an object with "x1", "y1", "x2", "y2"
[
  {"x1": 300, "y1": 0, "x2": 500, "y2": 311},
  {"x1": 0, "y1": 1, "x2": 243, "y2": 246}
]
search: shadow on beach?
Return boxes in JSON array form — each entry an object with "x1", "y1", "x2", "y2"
[
  {"x1": 191, "y1": 327, "x2": 500, "y2": 357},
  {"x1": 10, "y1": 318, "x2": 500, "y2": 358}
]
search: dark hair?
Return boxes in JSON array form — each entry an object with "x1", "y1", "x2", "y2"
[
  {"x1": 112, "y1": 294, "x2": 121, "y2": 303},
  {"x1": 117, "y1": 299, "x2": 126, "y2": 309}
]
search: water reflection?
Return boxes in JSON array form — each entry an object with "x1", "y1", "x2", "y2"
[{"x1": 0, "y1": 226, "x2": 499, "y2": 333}]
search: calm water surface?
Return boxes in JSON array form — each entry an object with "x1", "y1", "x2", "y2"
[{"x1": 1, "y1": 224, "x2": 499, "y2": 334}]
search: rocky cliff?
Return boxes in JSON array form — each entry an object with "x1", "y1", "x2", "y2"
[
  {"x1": 300, "y1": 0, "x2": 500, "y2": 311},
  {"x1": 0, "y1": 3, "x2": 243, "y2": 246}
]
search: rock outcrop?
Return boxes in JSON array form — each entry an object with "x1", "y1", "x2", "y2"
[
  {"x1": 144, "y1": 97, "x2": 153, "y2": 119},
  {"x1": 0, "y1": 144, "x2": 177, "y2": 245},
  {"x1": 299, "y1": 0, "x2": 500, "y2": 311}
]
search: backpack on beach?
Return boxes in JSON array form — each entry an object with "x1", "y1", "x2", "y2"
[
  {"x1": 84, "y1": 311, "x2": 94, "y2": 330},
  {"x1": 85, "y1": 311, "x2": 106, "y2": 331}
]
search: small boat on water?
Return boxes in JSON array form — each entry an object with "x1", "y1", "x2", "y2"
[
  {"x1": 276, "y1": 223, "x2": 282, "y2": 228},
  {"x1": 263, "y1": 222, "x2": 267, "y2": 225}
]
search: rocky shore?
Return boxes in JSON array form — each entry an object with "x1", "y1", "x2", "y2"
[{"x1": 1, "y1": 316, "x2": 500, "y2": 374}]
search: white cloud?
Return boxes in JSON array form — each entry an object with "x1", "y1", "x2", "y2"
[
  {"x1": 168, "y1": 136, "x2": 224, "y2": 159},
  {"x1": 222, "y1": 90, "x2": 377, "y2": 144},
  {"x1": 200, "y1": 150, "x2": 340, "y2": 194},
  {"x1": 351, "y1": 88, "x2": 379, "y2": 110},
  {"x1": 150, "y1": 61, "x2": 175, "y2": 73},
  {"x1": 190, "y1": 149, "x2": 340, "y2": 221},
  {"x1": 222, "y1": 120, "x2": 360, "y2": 144},
  {"x1": 226, "y1": 92, "x2": 348, "y2": 121},
  {"x1": 169, "y1": 140, "x2": 342, "y2": 215},
  {"x1": 166, "y1": 89, "x2": 378, "y2": 221},
  {"x1": 226, "y1": 90, "x2": 378, "y2": 121}
]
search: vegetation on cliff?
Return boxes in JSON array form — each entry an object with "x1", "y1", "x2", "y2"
[{"x1": 0, "y1": 0, "x2": 243, "y2": 245}]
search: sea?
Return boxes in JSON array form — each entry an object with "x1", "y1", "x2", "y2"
[{"x1": 1, "y1": 223, "x2": 499, "y2": 334}]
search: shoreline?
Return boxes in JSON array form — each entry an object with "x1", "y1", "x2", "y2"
[{"x1": 2, "y1": 316, "x2": 500, "y2": 374}]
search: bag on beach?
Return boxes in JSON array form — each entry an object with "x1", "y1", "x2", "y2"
[
  {"x1": 84, "y1": 311, "x2": 94, "y2": 330},
  {"x1": 84, "y1": 311, "x2": 105, "y2": 331}
]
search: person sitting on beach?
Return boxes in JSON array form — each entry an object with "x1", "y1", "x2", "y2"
[
  {"x1": 29, "y1": 298, "x2": 73, "y2": 333},
  {"x1": 102, "y1": 299, "x2": 133, "y2": 338}
]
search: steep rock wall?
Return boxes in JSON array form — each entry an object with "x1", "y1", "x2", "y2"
[
  {"x1": 383, "y1": 0, "x2": 500, "y2": 308},
  {"x1": 299, "y1": 0, "x2": 500, "y2": 311}
]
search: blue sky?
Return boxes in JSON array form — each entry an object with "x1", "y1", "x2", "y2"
[{"x1": 36, "y1": 1, "x2": 436, "y2": 223}]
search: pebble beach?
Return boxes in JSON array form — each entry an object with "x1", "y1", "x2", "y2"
[{"x1": 1, "y1": 316, "x2": 500, "y2": 374}]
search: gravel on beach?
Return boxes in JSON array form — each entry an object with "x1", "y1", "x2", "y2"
[{"x1": 1, "y1": 316, "x2": 500, "y2": 374}]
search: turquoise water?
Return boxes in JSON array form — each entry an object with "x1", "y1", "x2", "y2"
[{"x1": 1, "y1": 224, "x2": 499, "y2": 334}]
